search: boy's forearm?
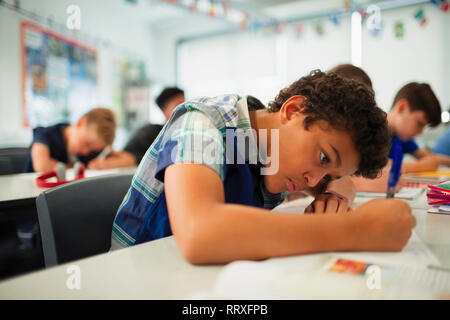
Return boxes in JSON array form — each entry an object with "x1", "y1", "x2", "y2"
[
  {"x1": 402, "y1": 155, "x2": 440, "y2": 173},
  {"x1": 179, "y1": 203, "x2": 357, "y2": 264},
  {"x1": 434, "y1": 154, "x2": 450, "y2": 167},
  {"x1": 105, "y1": 151, "x2": 136, "y2": 167},
  {"x1": 32, "y1": 156, "x2": 58, "y2": 172}
]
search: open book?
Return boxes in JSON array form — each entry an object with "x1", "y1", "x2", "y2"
[{"x1": 187, "y1": 232, "x2": 447, "y2": 300}]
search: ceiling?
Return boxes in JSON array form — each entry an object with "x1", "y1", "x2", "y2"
[{"x1": 126, "y1": 0, "x2": 425, "y2": 36}]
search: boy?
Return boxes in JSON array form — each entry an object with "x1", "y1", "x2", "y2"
[
  {"x1": 433, "y1": 121, "x2": 450, "y2": 156},
  {"x1": 111, "y1": 70, "x2": 415, "y2": 264},
  {"x1": 24, "y1": 107, "x2": 116, "y2": 173},
  {"x1": 387, "y1": 82, "x2": 450, "y2": 172},
  {"x1": 88, "y1": 87, "x2": 185, "y2": 169},
  {"x1": 329, "y1": 64, "x2": 405, "y2": 193}
]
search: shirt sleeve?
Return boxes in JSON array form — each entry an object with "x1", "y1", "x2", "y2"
[
  {"x1": 402, "y1": 139, "x2": 419, "y2": 155},
  {"x1": 154, "y1": 109, "x2": 225, "y2": 183},
  {"x1": 32, "y1": 127, "x2": 52, "y2": 147}
]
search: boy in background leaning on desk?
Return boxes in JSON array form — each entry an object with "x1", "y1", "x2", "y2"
[
  {"x1": 88, "y1": 87, "x2": 185, "y2": 169},
  {"x1": 328, "y1": 64, "x2": 405, "y2": 193},
  {"x1": 111, "y1": 70, "x2": 416, "y2": 264},
  {"x1": 23, "y1": 107, "x2": 116, "y2": 173}
]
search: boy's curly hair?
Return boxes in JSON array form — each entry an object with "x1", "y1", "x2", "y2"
[{"x1": 268, "y1": 70, "x2": 389, "y2": 179}]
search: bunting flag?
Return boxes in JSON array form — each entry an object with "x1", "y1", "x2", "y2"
[
  {"x1": 315, "y1": 22, "x2": 324, "y2": 36},
  {"x1": 394, "y1": 21, "x2": 404, "y2": 38},
  {"x1": 162, "y1": 0, "x2": 447, "y2": 40},
  {"x1": 209, "y1": 0, "x2": 217, "y2": 17},
  {"x1": 368, "y1": 21, "x2": 384, "y2": 37},
  {"x1": 343, "y1": 0, "x2": 354, "y2": 11},
  {"x1": 358, "y1": 9, "x2": 367, "y2": 23},
  {"x1": 414, "y1": 8, "x2": 427, "y2": 27},
  {"x1": 275, "y1": 21, "x2": 286, "y2": 34},
  {"x1": 189, "y1": 0, "x2": 198, "y2": 12},
  {"x1": 430, "y1": 0, "x2": 449, "y2": 11},
  {"x1": 239, "y1": 11, "x2": 249, "y2": 30},
  {"x1": 329, "y1": 13, "x2": 340, "y2": 26},
  {"x1": 295, "y1": 24, "x2": 304, "y2": 39}
]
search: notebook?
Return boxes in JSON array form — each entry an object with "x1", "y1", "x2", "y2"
[{"x1": 356, "y1": 187, "x2": 425, "y2": 200}]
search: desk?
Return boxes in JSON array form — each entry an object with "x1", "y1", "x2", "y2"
[
  {"x1": 0, "y1": 191, "x2": 449, "y2": 299},
  {"x1": 0, "y1": 167, "x2": 137, "y2": 212},
  {"x1": 0, "y1": 167, "x2": 137, "y2": 280}
]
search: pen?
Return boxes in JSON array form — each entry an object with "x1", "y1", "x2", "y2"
[
  {"x1": 387, "y1": 139, "x2": 404, "y2": 198},
  {"x1": 97, "y1": 145, "x2": 112, "y2": 160}
]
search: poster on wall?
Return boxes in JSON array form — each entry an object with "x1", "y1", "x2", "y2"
[{"x1": 21, "y1": 21, "x2": 97, "y2": 128}]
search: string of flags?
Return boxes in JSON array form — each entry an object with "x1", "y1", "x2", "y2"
[{"x1": 163, "y1": 0, "x2": 449, "y2": 39}]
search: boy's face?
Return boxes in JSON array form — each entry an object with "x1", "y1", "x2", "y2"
[
  {"x1": 69, "y1": 120, "x2": 107, "y2": 156},
  {"x1": 263, "y1": 97, "x2": 360, "y2": 194},
  {"x1": 392, "y1": 101, "x2": 428, "y2": 141}
]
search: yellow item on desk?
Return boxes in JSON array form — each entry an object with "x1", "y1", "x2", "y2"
[{"x1": 413, "y1": 171, "x2": 450, "y2": 177}]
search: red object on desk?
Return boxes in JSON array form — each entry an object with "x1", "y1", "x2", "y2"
[{"x1": 36, "y1": 164, "x2": 86, "y2": 188}]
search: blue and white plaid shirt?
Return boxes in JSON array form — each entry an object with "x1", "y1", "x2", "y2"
[{"x1": 111, "y1": 94, "x2": 285, "y2": 250}]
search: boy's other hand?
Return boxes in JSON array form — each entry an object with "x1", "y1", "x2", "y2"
[
  {"x1": 351, "y1": 198, "x2": 416, "y2": 251},
  {"x1": 402, "y1": 155, "x2": 440, "y2": 173},
  {"x1": 304, "y1": 193, "x2": 350, "y2": 214},
  {"x1": 88, "y1": 158, "x2": 108, "y2": 170}
]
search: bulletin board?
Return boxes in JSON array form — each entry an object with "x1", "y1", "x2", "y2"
[{"x1": 21, "y1": 21, "x2": 97, "y2": 128}]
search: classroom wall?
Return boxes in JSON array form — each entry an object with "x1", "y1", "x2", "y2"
[
  {"x1": 0, "y1": 0, "x2": 157, "y2": 148},
  {"x1": 362, "y1": 4, "x2": 449, "y2": 111},
  {"x1": 174, "y1": 3, "x2": 448, "y2": 113},
  {"x1": 176, "y1": 14, "x2": 351, "y2": 105}
]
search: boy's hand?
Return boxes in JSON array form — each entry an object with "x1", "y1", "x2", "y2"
[
  {"x1": 351, "y1": 198, "x2": 416, "y2": 251},
  {"x1": 304, "y1": 193, "x2": 350, "y2": 214},
  {"x1": 88, "y1": 158, "x2": 108, "y2": 170}
]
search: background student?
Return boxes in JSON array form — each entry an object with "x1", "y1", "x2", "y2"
[
  {"x1": 329, "y1": 64, "x2": 405, "y2": 193},
  {"x1": 23, "y1": 107, "x2": 116, "y2": 173},
  {"x1": 111, "y1": 70, "x2": 415, "y2": 264},
  {"x1": 387, "y1": 82, "x2": 450, "y2": 172},
  {"x1": 432, "y1": 114, "x2": 450, "y2": 157},
  {"x1": 88, "y1": 87, "x2": 185, "y2": 169}
]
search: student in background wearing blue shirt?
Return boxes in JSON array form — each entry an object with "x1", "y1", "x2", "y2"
[
  {"x1": 24, "y1": 107, "x2": 116, "y2": 172},
  {"x1": 432, "y1": 121, "x2": 450, "y2": 157},
  {"x1": 329, "y1": 64, "x2": 405, "y2": 193},
  {"x1": 386, "y1": 82, "x2": 450, "y2": 172}
]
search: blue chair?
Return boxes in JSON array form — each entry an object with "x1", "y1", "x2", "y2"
[{"x1": 36, "y1": 173, "x2": 133, "y2": 267}]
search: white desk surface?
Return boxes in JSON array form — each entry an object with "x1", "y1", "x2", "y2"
[
  {"x1": 0, "y1": 192, "x2": 449, "y2": 299},
  {"x1": 0, "y1": 167, "x2": 137, "y2": 204}
]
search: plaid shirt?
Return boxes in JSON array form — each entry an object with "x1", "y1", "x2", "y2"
[{"x1": 111, "y1": 94, "x2": 285, "y2": 250}]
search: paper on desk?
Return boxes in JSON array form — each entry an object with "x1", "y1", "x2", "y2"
[
  {"x1": 356, "y1": 187, "x2": 425, "y2": 200},
  {"x1": 194, "y1": 232, "x2": 440, "y2": 300},
  {"x1": 428, "y1": 206, "x2": 450, "y2": 215}
]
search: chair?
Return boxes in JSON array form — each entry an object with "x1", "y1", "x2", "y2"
[
  {"x1": 0, "y1": 147, "x2": 29, "y2": 175},
  {"x1": 36, "y1": 172, "x2": 133, "y2": 267}
]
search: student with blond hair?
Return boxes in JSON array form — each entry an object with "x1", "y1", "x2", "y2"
[{"x1": 24, "y1": 107, "x2": 116, "y2": 172}]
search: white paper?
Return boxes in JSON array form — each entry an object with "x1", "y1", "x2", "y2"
[
  {"x1": 188, "y1": 232, "x2": 442, "y2": 300},
  {"x1": 356, "y1": 187, "x2": 425, "y2": 200}
]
